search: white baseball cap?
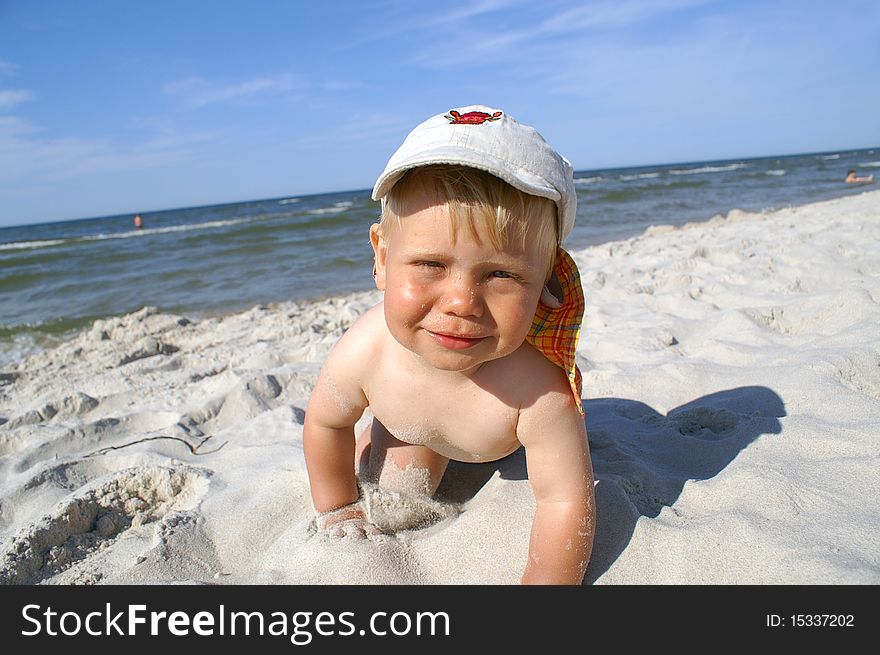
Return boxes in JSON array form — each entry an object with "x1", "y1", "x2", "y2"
[{"x1": 372, "y1": 104, "x2": 577, "y2": 243}]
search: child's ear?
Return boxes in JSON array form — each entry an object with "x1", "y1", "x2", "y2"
[{"x1": 369, "y1": 223, "x2": 387, "y2": 291}]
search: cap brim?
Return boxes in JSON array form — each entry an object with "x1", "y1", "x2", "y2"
[{"x1": 371, "y1": 145, "x2": 562, "y2": 206}]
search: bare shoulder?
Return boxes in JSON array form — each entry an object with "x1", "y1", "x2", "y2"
[
  {"x1": 308, "y1": 302, "x2": 386, "y2": 425},
  {"x1": 315, "y1": 302, "x2": 387, "y2": 396},
  {"x1": 324, "y1": 302, "x2": 386, "y2": 368},
  {"x1": 501, "y1": 344, "x2": 584, "y2": 447},
  {"x1": 488, "y1": 341, "x2": 573, "y2": 407}
]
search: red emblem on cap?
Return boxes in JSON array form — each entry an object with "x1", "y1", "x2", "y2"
[{"x1": 445, "y1": 110, "x2": 503, "y2": 125}]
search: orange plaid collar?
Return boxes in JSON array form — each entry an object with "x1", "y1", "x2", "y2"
[{"x1": 525, "y1": 248, "x2": 585, "y2": 416}]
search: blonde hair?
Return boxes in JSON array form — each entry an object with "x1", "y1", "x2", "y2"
[{"x1": 379, "y1": 165, "x2": 558, "y2": 280}]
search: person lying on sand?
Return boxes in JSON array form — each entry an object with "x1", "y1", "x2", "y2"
[{"x1": 303, "y1": 105, "x2": 595, "y2": 584}]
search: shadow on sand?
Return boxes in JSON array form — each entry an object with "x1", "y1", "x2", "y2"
[{"x1": 436, "y1": 385, "x2": 785, "y2": 584}]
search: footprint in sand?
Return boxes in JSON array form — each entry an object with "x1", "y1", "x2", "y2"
[
  {"x1": 1, "y1": 458, "x2": 117, "y2": 535},
  {"x1": 748, "y1": 289, "x2": 879, "y2": 337},
  {"x1": 3, "y1": 391, "x2": 100, "y2": 430},
  {"x1": 0, "y1": 465, "x2": 210, "y2": 584},
  {"x1": 181, "y1": 373, "x2": 283, "y2": 434},
  {"x1": 8, "y1": 405, "x2": 196, "y2": 474},
  {"x1": 830, "y1": 351, "x2": 880, "y2": 402},
  {"x1": 10, "y1": 418, "x2": 124, "y2": 474},
  {"x1": 668, "y1": 406, "x2": 740, "y2": 438}
]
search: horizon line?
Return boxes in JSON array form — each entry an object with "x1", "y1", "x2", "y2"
[{"x1": 3, "y1": 144, "x2": 877, "y2": 231}]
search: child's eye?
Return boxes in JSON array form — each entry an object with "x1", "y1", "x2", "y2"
[
  {"x1": 490, "y1": 270, "x2": 517, "y2": 279},
  {"x1": 414, "y1": 260, "x2": 445, "y2": 271}
]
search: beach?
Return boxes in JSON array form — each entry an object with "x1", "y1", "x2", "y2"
[{"x1": 1, "y1": 189, "x2": 878, "y2": 585}]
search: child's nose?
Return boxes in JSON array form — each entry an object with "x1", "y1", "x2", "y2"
[{"x1": 439, "y1": 274, "x2": 484, "y2": 317}]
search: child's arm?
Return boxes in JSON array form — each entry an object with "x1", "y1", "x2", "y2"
[
  {"x1": 517, "y1": 382, "x2": 595, "y2": 585},
  {"x1": 303, "y1": 318, "x2": 376, "y2": 535}
]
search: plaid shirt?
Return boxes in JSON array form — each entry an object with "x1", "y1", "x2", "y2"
[{"x1": 525, "y1": 248, "x2": 585, "y2": 416}]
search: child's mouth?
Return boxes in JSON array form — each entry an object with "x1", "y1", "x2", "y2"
[{"x1": 425, "y1": 330, "x2": 486, "y2": 350}]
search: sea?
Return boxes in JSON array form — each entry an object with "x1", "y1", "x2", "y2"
[{"x1": 1, "y1": 148, "x2": 877, "y2": 368}]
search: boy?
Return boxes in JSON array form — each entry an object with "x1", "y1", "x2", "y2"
[{"x1": 303, "y1": 105, "x2": 595, "y2": 584}]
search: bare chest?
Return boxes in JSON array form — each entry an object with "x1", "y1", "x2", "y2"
[{"x1": 365, "y1": 366, "x2": 521, "y2": 463}]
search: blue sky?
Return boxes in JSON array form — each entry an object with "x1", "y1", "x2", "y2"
[{"x1": 1, "y1": 0, "x2": 878, "y2": 227}]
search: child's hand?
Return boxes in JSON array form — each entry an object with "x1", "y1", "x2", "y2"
[{"x1": 316, "y1": 501, "x2": 383, "y2": 540}]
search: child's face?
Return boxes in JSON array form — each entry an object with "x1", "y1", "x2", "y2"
[{"x1": 371, "y1": 198, "x2": 548, "y2": 375}]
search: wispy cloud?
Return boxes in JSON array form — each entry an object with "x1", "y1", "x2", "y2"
[
  {"x1": 0, "y1": 58, "x2": 32, "y2": 112},
  {"x1": 0, "y1": 89, "x2": 32, "y2": 110},
  {"x1": 413, "y1": 0, "x2": 527, "y2": 28},
  {"x1": 164, "y1": 73, "x2": 301, "y2": 109},
  {"x1": 537, "y1": 0, "x2": 711, "y2": 33},
  {"x1": 0, "y1": 116, "x2": 106, "y2": 184},
  {"x1": 0, "y1": 115, "x2": 216, "y2": 186},
  {"x1": 0, "y1": 115, "x2": 40, "y2": 138},
  {"x1": 0, "y1": 59, "x2": 18, "y2": 76},
  {"x1": 359, "y1": 0, "x2": 714, "y2": 66},
  {"x1": 342, "y1": 0, "x2": 526, "y2": 48},
  {"x1": 291, "y1": 109, "x2": 412, "y2": 149},
  {"x1": 318, "y1": 79, "x2": 366, "y2": 92}
]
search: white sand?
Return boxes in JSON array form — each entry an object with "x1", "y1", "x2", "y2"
[{"x1": 1, "y1": 190, "x2": 878, "y2": 585}]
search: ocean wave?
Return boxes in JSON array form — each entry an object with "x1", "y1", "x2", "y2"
[
  {"x1": 574, "y1": 176, "x2": 603, "y2": 185},
  {"x1": 765, "y1": 169, "x2": 787, "y2": 176},
  {"x1": 308, "y1": 201, "x2": 354, "y2": 215},
  {"x1": 0, "y1": 313, "x2": 99, "y2": 367},
  {"x1": 859, "y1": 161, "x2": 880, "y2": 168},
  {"x1": 83, "y1": 218, "x2": 254, "y2": 242},
  {"x1": 619, "y1": 172, "x2": 660, "y2": 181},
  {"x1": 0, "y1": 334, "x2": 39, "y2": 368},
  {"x1": 669, "y1": 163, "x2": 747, "y2": 176},
  {"x1": 818, "y1": 154, "x2": 840, "y2": 160},
  {"x1": 278, "y1": 198, "x2": 301, "y2": 204},
  {"x1": 1, "y1": 217, "x2": 258, "y2": 253},
  {"x1": 0, "y1": 239, "x2": 66, "y2": 252}
]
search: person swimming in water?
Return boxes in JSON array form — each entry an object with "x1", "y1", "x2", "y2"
[
  {"x1": 845, "y1": 169, "x2": 873, "y2": 184},
  {"x1": 134, "y1": 214, "x2": 143, "y2": 229}
]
